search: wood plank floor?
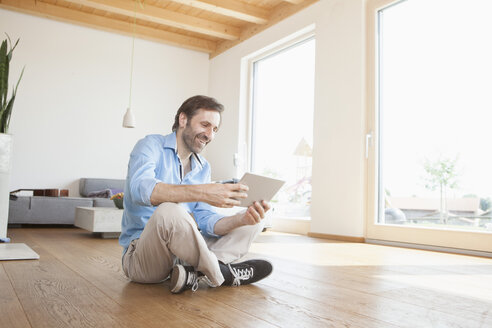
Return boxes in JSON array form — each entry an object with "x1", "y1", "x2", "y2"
[{"x1": 1, "y1": 228, "x2": 492, "y2": 328}]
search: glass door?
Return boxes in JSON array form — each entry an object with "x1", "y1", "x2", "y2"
[{"x1": 366, "y1": 0, "x2": 492, "y2": 252}]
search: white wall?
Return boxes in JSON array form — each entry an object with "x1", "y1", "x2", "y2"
[
  {"x1": 1, "y1": 2, "x2": 367, "y2": 237},
  {"x1": 0, "y1": 9, "x2": 209, "y2": 196},
  {"x1": 207, "y1": 0, "x2": 366, "y2": 237}
]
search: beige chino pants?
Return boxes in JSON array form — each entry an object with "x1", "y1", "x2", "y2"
[{"x1": 122, "y1": 202, "x2": 264, "y2": 287}]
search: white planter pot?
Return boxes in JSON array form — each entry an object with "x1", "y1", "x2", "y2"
[
  {"x1": 0, "y1": 133, "x2": 12, "y2": 239},
  {"x1": 0, "y1": 134, "x2": 38, "y2": 259}
]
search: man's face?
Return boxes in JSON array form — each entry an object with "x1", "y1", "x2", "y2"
[{"x1": 181, "y1": 108, "x2": 220, "y2": 154}]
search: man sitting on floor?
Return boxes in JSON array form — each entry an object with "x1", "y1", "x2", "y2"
[{"x1": 119, "y1": 95, "x2": 272, "y2": 293}]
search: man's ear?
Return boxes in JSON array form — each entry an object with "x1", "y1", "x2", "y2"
[{"x1": 178, "y1": 112, "x2": 188, "y2": 129}]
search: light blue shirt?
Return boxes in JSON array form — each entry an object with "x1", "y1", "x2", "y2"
[{"x1": 119, "y1": 132, "x2": 225, "y2": 252}]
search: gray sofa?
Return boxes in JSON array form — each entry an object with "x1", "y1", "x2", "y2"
[{"x1": 8, "y1": 178, "x2": 125, "y2": 225}]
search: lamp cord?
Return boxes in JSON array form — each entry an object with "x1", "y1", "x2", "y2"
[{"x1": 128, "y1": 0, "x2": 137, "y2": 109}]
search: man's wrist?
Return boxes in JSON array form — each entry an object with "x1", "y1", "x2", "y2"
[
  {"x1": 235, "y1": 211, "x2": 246, "y2": 228},
  {"x1": 195, "y1": 184, "x2": 207, "y2": 203}
]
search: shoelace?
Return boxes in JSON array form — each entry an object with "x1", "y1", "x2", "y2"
[
  {"x1": 228, "y1": 264, "x2": 254, "y2": 287},
  {"x1": 200, "y1": 275, "x2": 216, "y2": 288},
  {"x1": 186, "y1": 270, "x2": 200, "y2": 292}
]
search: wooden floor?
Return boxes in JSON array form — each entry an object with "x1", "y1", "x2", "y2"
[{"x1": 2, "y1": 228, "x2": 492, "y2": 328}]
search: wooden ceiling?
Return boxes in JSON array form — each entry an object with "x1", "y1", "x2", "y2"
[{"x1": 0, "y1": 0, "x2": 318, "y2": 58}]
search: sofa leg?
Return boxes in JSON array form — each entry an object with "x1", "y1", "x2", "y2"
[{"x1": 97, "y1": 232, "x2": 120, "y2": 239}]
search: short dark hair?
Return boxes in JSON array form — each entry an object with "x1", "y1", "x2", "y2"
[{"x1": 172, "y1": 95, "x2": 224, "y2": 132}]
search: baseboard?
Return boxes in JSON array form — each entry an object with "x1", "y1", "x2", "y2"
[
  {"x1": 366, "y1": 238, "x2": 492, "y2": 258},
  {"x1": 307, "y1": 232, "x2": 365, "y2": 243}
]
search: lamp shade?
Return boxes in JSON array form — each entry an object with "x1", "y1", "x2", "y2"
[
  {"x1": 293, "y1": 137, "x2": 312, "y2": 157},
  {"x1": 123, "y1": 107, "x2": 136, "y2": 128}
]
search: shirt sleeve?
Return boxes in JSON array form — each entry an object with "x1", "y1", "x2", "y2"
[
  {"x1": 127, "y1": 137, "x2": 163, "y2": 207},
  {"x1": 192, "y1": 163, "x2": 225, "y2": 237},
  {"x1": 193, "y1": 202, "x2": 225, "y2": 238}
]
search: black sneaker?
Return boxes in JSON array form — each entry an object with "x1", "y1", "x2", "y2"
[
  {"x1": 170, "y1": 264, "x2": 201, "y2": 294},
  {"x1": 220, "y1": 260, "x2": 273, "y2": 287}
]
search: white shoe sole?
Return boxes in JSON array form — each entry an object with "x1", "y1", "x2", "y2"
[{"x1": 170, "y1": 265, "x2": 186, "y2": 294}]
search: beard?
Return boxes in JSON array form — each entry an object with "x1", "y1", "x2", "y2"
[{"x1": 182, "y1": 124, "x2": 210, "y2": 154}]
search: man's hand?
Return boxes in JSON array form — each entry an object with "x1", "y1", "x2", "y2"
[
  {"x1": 202, "y1": 183, "x2": 249, "y2": 208},
  {"x1": 213, "y1": 200, "x2": 271, "y2": 235},
  {"x1": 238, "y1": 200, "x2": 271, "y2": 225}
]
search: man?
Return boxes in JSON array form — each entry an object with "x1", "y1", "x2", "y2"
[{"x1": 119, "y1": 95, "x2": 273, "y2": 294}]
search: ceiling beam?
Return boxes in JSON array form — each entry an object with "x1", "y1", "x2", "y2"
[
  {"x1": 281, "y1": 0, "x2": 305, "y2": 4},
  {"x1": 63, "y1": 0, "x2": 240, "y2": 40},
  {"x1": 171, "y1": 0, "x2": 269, "y2": 24},
  {"x1": 0, "y1": 0, "x2": 216, "y2": 53},
  {"x1": 211, "y1": 0, "x2": 318, "y2": 58}
]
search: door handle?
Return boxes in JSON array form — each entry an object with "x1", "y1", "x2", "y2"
[{"x1": 365, "y1": 131, "x2": 373, "y2": 159}]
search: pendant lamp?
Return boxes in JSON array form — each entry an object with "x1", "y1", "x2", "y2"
[{"x1": 123, "y1": 107, "x2": 136, "y2": 128}]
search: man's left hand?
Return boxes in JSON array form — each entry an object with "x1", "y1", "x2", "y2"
[{"x1": 240, "y1": 200, "x2": 271, "y2": 225}]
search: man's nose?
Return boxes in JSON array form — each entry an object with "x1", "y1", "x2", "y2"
[{"x1": 205, "y1": 128, "x2": 213, "y2": 140}]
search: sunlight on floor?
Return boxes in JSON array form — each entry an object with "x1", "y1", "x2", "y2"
[
  {"x1": 251, "y1": 231, "x2": 492, "y2": 302},
  {"x1": 252, "y1": 231, "x2": 492, "y2": 267},
  {"x1": 374, "y1": 273, "x2": 492, "y2": 302}
]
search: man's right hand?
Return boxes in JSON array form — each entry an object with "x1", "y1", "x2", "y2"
[{"x1": 202, "y1": 183, "x2": 248, "y2": 208}]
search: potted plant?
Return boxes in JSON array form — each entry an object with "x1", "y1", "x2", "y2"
[{"x1": 0, "y1": 35, "x2": 24, "y2": 242}]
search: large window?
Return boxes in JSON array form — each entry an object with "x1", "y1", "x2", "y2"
[{"x1": 250, "y1": 37, "x2": 315, "y2": 218}]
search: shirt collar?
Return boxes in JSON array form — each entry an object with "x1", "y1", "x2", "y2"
[
  {"x1": 163, "y1": 132, "x2": 178, "y2": 154},
  {"x1": 164, "y1": 132, "x2": 203, "y2": 169},
  {"x1": 192, "y1": 153, "x2": 203, "y2": 169}
]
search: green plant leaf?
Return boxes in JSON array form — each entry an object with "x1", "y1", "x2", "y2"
[
  {"x1": 0, "y1": 68, "x2": 23, "y2": 134},
  {"x1": 5, "y1": 34, "x2": 18, "y2": 61},
  {"x1": 14, "y1": 66, "x2": 25, "y2": 94},
  {"x1": 1, "y1": 93, "x2": 15, "y2": 134},
  {"x1": 0, "y1": 35, "x2": 22, "y2": 134},
  {"x1": 0, "y1": 40, "x2": 8, "y2": 107}
]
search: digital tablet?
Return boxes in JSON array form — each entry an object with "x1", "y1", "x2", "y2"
[{"x1": 237, "y1": 173, "x2": 285, "y2": 207}]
